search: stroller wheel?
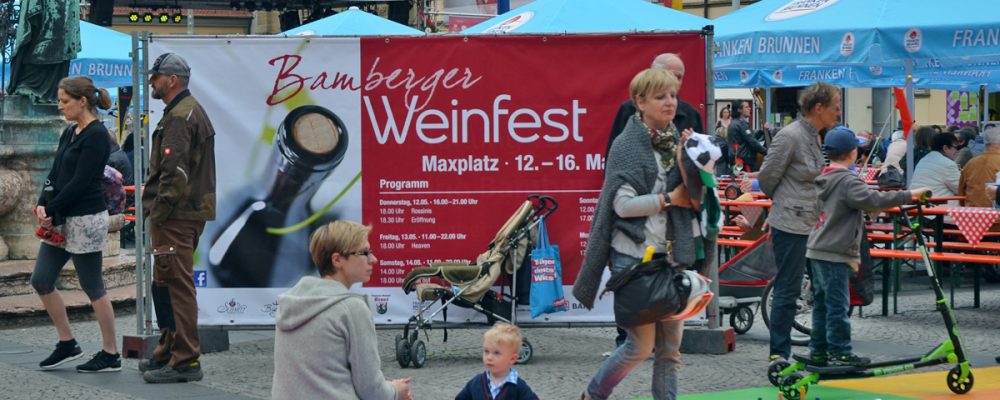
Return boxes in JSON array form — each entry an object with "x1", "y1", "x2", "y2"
[
  {"x1": 395, "y1": 336, "x2": 412, "y2": 368},
  {"x1": 409, "y1": 340, "x2": 427, "y2": 368},
  {"x1": 730, "y1": 305, "x2": 754, "y2": 334},
  {"x1": 516, "y1": 338, "x2": 533, "y2": 365},
  {"x1": 946, "y1": 366, "x2": 974, "y2": 394}
]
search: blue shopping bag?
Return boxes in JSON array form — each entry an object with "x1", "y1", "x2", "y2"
[{"x1": 529, "y1": 216, "x2": 569, "y2": 318}]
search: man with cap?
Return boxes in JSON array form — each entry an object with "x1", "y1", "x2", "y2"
[
  {"x1": 140, "y1": 52, "x2": 217, "y2": 383},
  {"x1": 805, "y1": 126, "x2": 928, "y2": 367}
]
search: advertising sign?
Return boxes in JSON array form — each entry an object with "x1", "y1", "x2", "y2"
[
  {"x1": 148, "y1": 33, "x2": 706, "y2": 325},
  {"x1": 946, "y1": 90, "x2": 980, "y2": 128}
]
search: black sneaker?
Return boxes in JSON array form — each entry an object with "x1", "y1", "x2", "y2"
[
  {"x1": 76, "y1": 350, "x2": 122, "y2": 373},
  {"x1": 138, "y1": 357, "x2": 168, "y2": 372},
  {"x1": 143, "y1": 361, "x2": 203, "y2": 383},
  {"x1": 829, "y1": 353, "x2": 870, "y2": 367},
  {"x1": 39, "y1": 340, "x2": 83, "y2": 369}
]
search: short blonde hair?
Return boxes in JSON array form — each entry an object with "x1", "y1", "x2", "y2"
[
  {"x1": 630, "y1": 68, "x2": 679, "y2": 100},
  {"x1": 483, "y1": 322, "x2": 522, "y2": 352},
  {"x1": 309, "y1": 220, "x2": 371, "y2": 277}
]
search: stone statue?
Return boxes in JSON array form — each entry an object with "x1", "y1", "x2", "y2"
[{"x1": 6, "y1": 0, "x2": 80, "y2": 103}]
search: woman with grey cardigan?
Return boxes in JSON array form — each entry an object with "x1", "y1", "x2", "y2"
[
  {"x1": 574, "y1": 68, "x2": 695, "y2": 400},
  {"x1": 757, "y1": 82, "x2": 842, "y2": 365}
]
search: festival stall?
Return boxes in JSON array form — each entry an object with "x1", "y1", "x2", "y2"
[
  {"x1": 280, "y1": 6, "x2": 425, "y2": 36},
  {"x1": 712, "y1": 0, "x2": 1000, "y2": 179},
  {"x1": 460, "y1": 0, "x2": 710, "y2": 35},
  {"x1": 713, "y1": 0, "x2": 1000, "y2": 91},
  {"x1": 3, "y1": 21, "x2": 131, "y2": 89}
]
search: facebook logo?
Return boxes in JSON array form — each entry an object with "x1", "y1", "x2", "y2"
[{"x1": 193, "y1": 270, "x2": 208, "y2": 288}]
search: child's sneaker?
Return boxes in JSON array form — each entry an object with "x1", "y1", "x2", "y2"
[
  {"x1": 39, "y1": 340, "x2": 83, "y2": 369},
  {"x1": 76, "y1": 350, "x2": 122, "y2": 373},
  {"x1": 829, "y1": 353, "x2": 870, "y2": 367},
  {"x1": 35, "y1": 226, "x2": 65, "y2": 247},
  {"x1": 805, "y1": 352, "x2": 828, "y2": 367}
]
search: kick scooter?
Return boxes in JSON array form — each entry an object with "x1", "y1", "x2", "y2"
[{"x1": 765, "y1": 200, "x2": 974, "y2": 400}]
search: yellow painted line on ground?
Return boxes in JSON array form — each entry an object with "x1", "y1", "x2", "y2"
[{"x1": 823, "y1": 366, "x2": 1000, "y2": 399}]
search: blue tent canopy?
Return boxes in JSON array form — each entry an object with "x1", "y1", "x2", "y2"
[
  {"x1": 3, "y1": 21, "x2": 132, "y2": 88},
  {"x1": 71, "y1": 21, "x2": 133, "y2": 88},
  {"x1": 281, "y1": 6, "x2": 425, "y2": 36},
  {"x1": 713, "y1": 0, "x2": 1000, "y2": 90},
  {"x1": 461, "y1": 0, "x2": 710, "y2": 34}
]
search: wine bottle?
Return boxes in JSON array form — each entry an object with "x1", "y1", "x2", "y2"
[{"x1": 208, "y1": 105, "x2": 349, "y2": 287}]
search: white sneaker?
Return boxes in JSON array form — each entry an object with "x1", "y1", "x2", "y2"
[{"x1": 602, "y1": 351, "x2": 613, "y2": 357}]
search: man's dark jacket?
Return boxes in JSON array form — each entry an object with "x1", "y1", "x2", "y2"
[
  {"x1": 605, "y1": 98, "x2": 704, "y2": 156},
  {"x1": 142, "y1": 90, "x2": 217, "y2": 224}
]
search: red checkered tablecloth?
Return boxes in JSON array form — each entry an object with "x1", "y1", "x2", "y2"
[
  {"x1": 859, "y1": 168, "x2": 879, "y2": 181},
  {"x1": 947, "y1": 207, "x2": 1000, "y2": 246},
  {"x1": 739, "y1": 203, "x2": 765, "y2": 228}
]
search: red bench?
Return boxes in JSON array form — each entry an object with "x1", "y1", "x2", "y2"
[{"x1": 716, "y1": 238, "x2": 998, "y2": 315}]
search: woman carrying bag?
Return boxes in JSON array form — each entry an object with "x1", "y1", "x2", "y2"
[
  {"x1": 31, "y1": 76, "x2": 120, "y2": 372},
  {"x1": 573, "y1": 68, "x2": 697, "y2": 400}
]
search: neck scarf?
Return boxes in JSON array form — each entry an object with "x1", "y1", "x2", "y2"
[{"x1": 648, "y1": 121, "x2": 679, "y2": 170}]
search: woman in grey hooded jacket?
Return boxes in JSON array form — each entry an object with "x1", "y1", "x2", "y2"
[{"x1": 271, "y1": 221, "x2": 412, "y2": 400}]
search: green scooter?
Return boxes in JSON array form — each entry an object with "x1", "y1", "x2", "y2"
[{"x1": 766, "y1": 200, "x2": 974, "y2": 400}]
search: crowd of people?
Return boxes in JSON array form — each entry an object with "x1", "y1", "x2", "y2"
[{"x1": 25, "y1": 47, "x2": 999, "y2": 400}]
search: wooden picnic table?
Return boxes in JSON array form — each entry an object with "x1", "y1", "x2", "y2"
[{"x1": 881, "y1": 204, "x2": 1000, "y2": 315}]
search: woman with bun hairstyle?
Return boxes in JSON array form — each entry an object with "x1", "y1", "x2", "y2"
[{"x1": 31, "y1": 76, "x2": 121, "y2": 373}]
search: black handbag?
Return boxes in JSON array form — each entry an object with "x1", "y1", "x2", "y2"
[
  {"x1": 877, "y1": 165, "x2": 905, "y2": 189},
  {"x1": 601, "y1": 258, "x2": 691, "y2": 328}
]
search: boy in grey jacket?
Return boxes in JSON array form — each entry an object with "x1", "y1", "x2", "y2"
[{"x1": 805, "y1": 127, "x2": 929, "y2": 367}]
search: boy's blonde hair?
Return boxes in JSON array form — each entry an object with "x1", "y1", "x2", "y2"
[{"x1": 483, "y1": 322, "x2": 522, "y2": 352}]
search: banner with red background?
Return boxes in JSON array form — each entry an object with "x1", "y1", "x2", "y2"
[
  {"x1": 148, "y1": 33, "x2": 707, "y2": 326},
  {"x1": 361, "y1": 33, "x2": 706, "y2": 323}
]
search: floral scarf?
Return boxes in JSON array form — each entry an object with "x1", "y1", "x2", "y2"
[{"x1": 648, "y1": 121, "x2": 679, "y2": 170}]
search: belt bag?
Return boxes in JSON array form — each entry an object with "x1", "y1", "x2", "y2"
[{"x1": 601, "y1": 258, "x2": 691, "y2": 328}]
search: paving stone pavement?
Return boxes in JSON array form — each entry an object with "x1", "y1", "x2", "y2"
[{"x1": 1, "y1": 284, "x2": 997, "y2": 399}]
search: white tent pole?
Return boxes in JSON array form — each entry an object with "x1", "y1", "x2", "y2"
[
  {"x1": 905, "y1": 60, "x2": 915, "y2": 187},
  {"x1": 765, "y1": 87, "x2": 772, "y2": 128},
  {"x1": 704, "y1": 28, "x2": 720, "y2": 331}
]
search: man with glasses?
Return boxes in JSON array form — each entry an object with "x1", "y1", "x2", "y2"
[
  {"x1": 271, "y1": 221, "x2": 413, "y2": 400},
  {"x1": 140, "y1": 53, "x2": 218, "y2": 384}
]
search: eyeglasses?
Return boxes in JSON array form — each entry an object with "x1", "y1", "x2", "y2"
[{"x1": 345, "y1": 249, "x2": 375, "y2": 258}]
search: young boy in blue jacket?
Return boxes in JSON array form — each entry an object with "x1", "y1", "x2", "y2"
[
  {"x1": 805, "y1": 127, "x2": 930, "y2": 367},
  {"x1": 456, "y1": 323, "x2": 538, "y2": 400}
]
